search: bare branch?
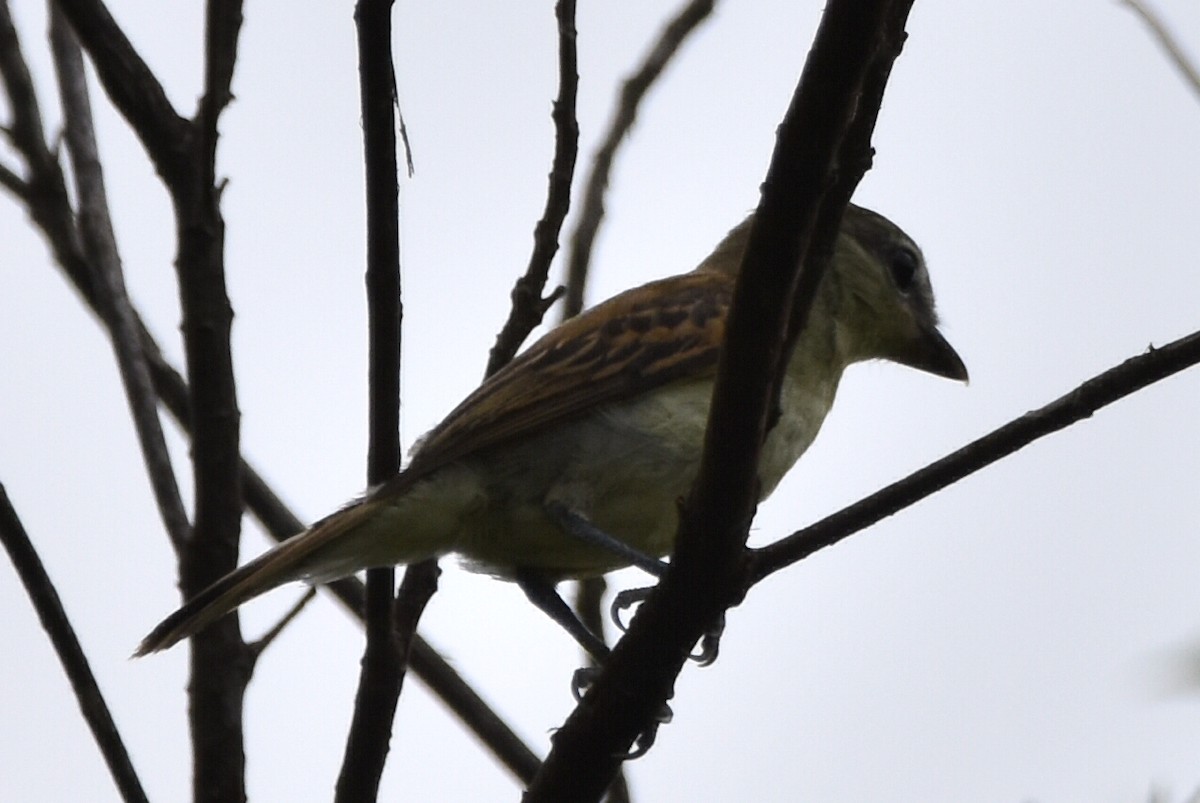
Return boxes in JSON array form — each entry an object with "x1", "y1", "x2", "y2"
[
  {"x1": 0, "y1": 484, "x2": 149, "y2": 803},
  {"x1": 487, "y1": 0, "x2": 580, "y2": 376},
  {"x1": 247, "y1": 588, "x2": 317, "y2": 660},
  {"x1": 0, "y1": 161, "x2": 27, "y2": 197},
  {"x1": 527, "y1": 1, "x2": 911, "y2": 796},
  {"x1": 195, "y1": 0, "x2": 243, "y2": 168},
  {"x1": 751, "y1": 328, "x2": 1200, "y2": 583},
  {"x1": 53, "y1": 0, "x2": 191, "y2": 182},
  {"x1": 563, "y1": 0, "x2": 715, "y2": 319},
  {"x1": 0, "y1": 0, "x2": 93, "y2": 304},
  {"x1": 50, "y1": 7, "x2": 191, "y2": 550},
  {"x1": 337, "y1": 0, "x2": 406, "y2": 798},
  {"x1": 1119, "y1": 0, "x2": 1200, "y2": 101},
  {"x1": 0, "y1": 0, "x2": 52, "y2": 164}
]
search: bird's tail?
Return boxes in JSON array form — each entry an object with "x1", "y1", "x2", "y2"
[{"x1": 134, "y1": 498, "x2": 388, "y2": 656}]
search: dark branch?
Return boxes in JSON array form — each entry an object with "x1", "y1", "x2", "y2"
[
  {"x1": 0, "y1": 484, "x2": 149, "y2": 803},
  {"x1": 526, "y1": 2, "x2": 912, "y2": 797},
  {"x1": 486, "y1": 0, "x2": 580, "y2": 375},
  {"x1": 751, "y1": 329, "x2": 1200, "y2": 582},
  {"x1": 195, "y1": 0, "x2": 244, "y2": 180},
  {"x1": 0, "y1": 161, "x2": 26, "y2": 196},
  {"x1": 52, "y1": 0, "x2": 191, "y2": 183},
  {"x1": 337, "y1": 0, "x2": 406, "y2": 798},
  {"x1": 0, "y1": 0, "x2": 51, "y2": 163},
  {"x1": 50, "y1": 7, "x2": 191, "y2": 551},
  {"x1": 0, "y1": 0, "x2": 96, "y2": 302},
  {"x1": 563, "y1": 0, "x2": 715, "y2": 318}
]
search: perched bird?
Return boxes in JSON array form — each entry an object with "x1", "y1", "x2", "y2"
[{"x1": 136, "y1": 204, "x2": 967, "y2": 657}]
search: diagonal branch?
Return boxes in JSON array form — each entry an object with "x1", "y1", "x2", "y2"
[
  {"x1": 526, "y1": 1, "x2": 912, "y2": 797},
  {"x1": 1119, "y1": 0, "x2": 1200, "y2": 101},
  {"x1": 750, "y1": 328, "x2": 1200, "y2": 583},
  {"x1": 563, "y1": 0, "x2": 716, "y2": 318},
  {"x1": 52, "y1": 0, "x2": 191, "y2": 183},
  {"x1": 0, "y1": 484, "x2": 150, "y2": 803},
  {"x1": 50, "y1": 6, "x2": 191, "y2": 551}
]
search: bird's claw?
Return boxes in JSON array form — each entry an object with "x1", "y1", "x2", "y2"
[
  {"x1": 690, "y1": 611, "x2": 725, "y2": 667},
  {"x1": 570, "y1": 665, "x2": 673, "y2": 760},
  {"x1": 610, "y1": 586, "x2": 724, "y2": 665},
  {"x1": 609, "y1": 586, "x2": 651, "y2": 633}
]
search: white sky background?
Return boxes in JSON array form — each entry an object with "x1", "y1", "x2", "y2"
[{"x1": 2, "y1": 1, "x2": 1199, "y2": 801}]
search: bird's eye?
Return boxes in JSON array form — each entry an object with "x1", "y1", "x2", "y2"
[{"x1": 888, "y1": 246, "x2": 919, "y2": 291}]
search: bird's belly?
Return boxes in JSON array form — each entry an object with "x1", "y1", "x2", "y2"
[
  {"x1": 455, "y1": 380, "x2": 713, "y2": 578},
  {"x1": 452, "y1": 372, "x2": 837, "y2": 579}
]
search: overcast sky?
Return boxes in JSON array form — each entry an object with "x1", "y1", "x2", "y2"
[{"x1": 2, "y1": 1, "x2": 1199, "y2": 801}]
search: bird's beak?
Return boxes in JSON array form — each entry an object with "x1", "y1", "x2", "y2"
[{"x1": 899, "y1": 321, "x2": 969, "y2": 382}]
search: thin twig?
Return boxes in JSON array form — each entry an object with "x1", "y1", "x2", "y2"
[
  {"x1": 526, "y1": 2, "x2": 911, "y2": 797},
  {"x1": 0, "y1": 0, "x2": 51, "y2": 163},
  {"x1": 248, "y1": 588, "x2": 317, "y2": 659},
  {"x1": 563, "y1": 0, "x2": 716, "y2": 319},
  {"x1": 0, "y1": 484, "x2": 150, "y2": 803},
  {"x1": 337, "y1": 0, "x2": 406, "y2": 798},
  {"x1": 1119, "y1": 0, "x2": 1200, "y2": 101},
  {"x1": 50, "y1": 7, "x2": 191, "y2": 551},
  {"x1": 486, "y1": 0, "x2": 580, "y2": 375},
  {"x1": 0, "y1": 0, "x2": 89, "y2": 301},
  {"x1": 751, "y1": 328, "x2": 1200, "y2": 583}
]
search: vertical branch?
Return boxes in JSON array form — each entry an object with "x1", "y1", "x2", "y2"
[
  {"x1": 0, "y1": 484, "x2": 149, "y2": 803},
  {"x1": 336, "y1": 0, "x2": 406, "y2": 799},
  {"x1": 178, "y1": 2, "x2": 248, "y2": 800}
]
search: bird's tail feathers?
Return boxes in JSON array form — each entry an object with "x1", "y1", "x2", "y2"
[{"x1": 134, "y1": 499, "x2": 384, "y2": 656}]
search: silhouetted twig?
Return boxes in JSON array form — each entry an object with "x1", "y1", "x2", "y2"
[
  {"x1": 487, "y1": 0, "x2": 580, "y2": 375},
  {"x1": 751, "y1": 329, "x2": 1200, "y2": 582},
  {"x1": 0, "y1": 484, "x2": 149, "y2": 803}
]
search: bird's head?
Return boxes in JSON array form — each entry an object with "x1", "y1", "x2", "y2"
[{"x1": 830, "y1": 204, "x2": 968, "y2": 382}]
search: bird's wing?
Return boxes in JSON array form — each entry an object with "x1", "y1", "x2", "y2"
[{"x1": 387, "y1": 269, "x2": 734, "y2": 491}]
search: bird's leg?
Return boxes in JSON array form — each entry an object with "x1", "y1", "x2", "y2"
[
  {"x1": 543, "y1": 503, "x2": 724, "y2": 667},
  {"x1": 516, "y1": 569, "x2": 672, "y2": 759},
  {"x1": 516, "y1": 570, "x2": 610, "y2": 663},
  {"x1": 544, "y1": 501, "x2": 668, "y2": 578}
]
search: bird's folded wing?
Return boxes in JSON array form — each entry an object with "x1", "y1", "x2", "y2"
[{"x1": 385, "y1": 269, "x2": 734, "y2": 492}]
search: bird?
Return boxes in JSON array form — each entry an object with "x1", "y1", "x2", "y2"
[{"x1": 136, "y1": 203, "x2": 967, "y2": 658}]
